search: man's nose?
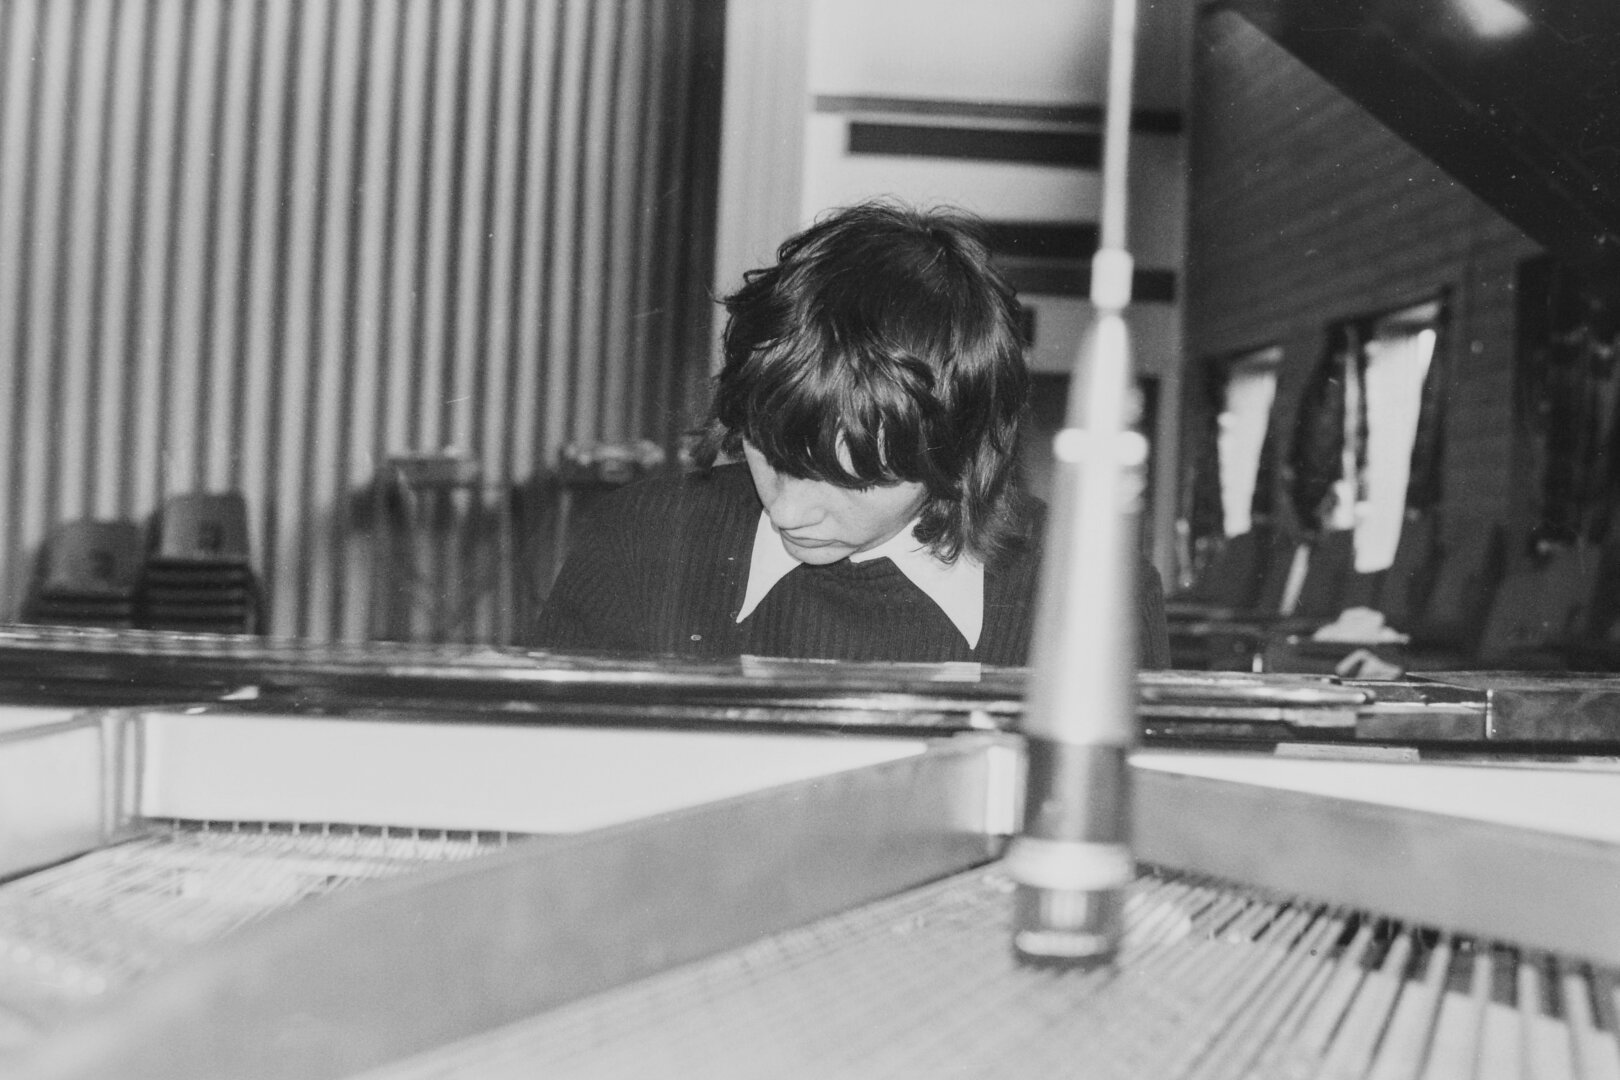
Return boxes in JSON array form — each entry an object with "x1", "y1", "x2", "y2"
[{"x1": 762, "y1": 476, "x2": 828, "y2": 531}]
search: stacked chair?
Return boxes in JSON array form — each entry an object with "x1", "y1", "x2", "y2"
[
  {"x1": 21, "y1": 520, "x2": 144, "y2": 629},
  {"x1": 1566, "y1": 522, "x2": 1620, "y2": 671},
  {"x1": 1365, "y1": 510, "x2": 1443, "y2": 635},
  {"x1": 371, "y1": 454, "x2": 493, "y2": 644},
  {"x1": 1264, "y1": 515, "x2": 1512, "y2": 676},
  {"x1": 1471, "y1": 539, "x2": 1600, "y2": 669},
  {"x1": 1253, "y1": 529, "x2": 1387, "y2": 674},
  {"x1": 1169, "y1": 512, "x2": 1531, "y2": 675},
  {"x1": 1397, "y1": 517, "x2": 1506, "y2": 670},
  {"x1": 138, "y1": 492, "x2": 262, "y2": 635},
  {"x1": 1168, "y1": 526, "x2": 1386, "y2": 672},
  {"x1": 1165, "y1": 525, "x2": 1298, "y2": 670}
]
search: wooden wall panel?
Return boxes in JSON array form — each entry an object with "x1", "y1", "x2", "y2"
[
  {"x1": 1185, "y1": 9, "x2": 1540, "y2": 544},
  {"x1": 0, "y1": 0, "x2": 721, "y2": 643}
]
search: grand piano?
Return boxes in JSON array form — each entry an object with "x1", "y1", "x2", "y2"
[
  {"x1": 7, "y1": 0, "x2": 1620, "y2": 1076},
  {"x1": 0, "y1": 627, "x2": 1617, "y2": 1079}
]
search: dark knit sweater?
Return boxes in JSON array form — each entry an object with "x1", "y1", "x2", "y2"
[{"x1": 532, "y1": 462, "x2": 1170, "y2": 668}]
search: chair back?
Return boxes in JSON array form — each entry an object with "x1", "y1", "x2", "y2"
[
  {"x1": 1174, "y1": 528, "x2": 1271, "y2": 610},
  {"x1": 140, "y1": 492, "x2": 260, "y2": 634},
  {"x1": 1405, "y1": 518, "x2": 1507, "y2": 653},
  {"x1": 1475, "y1": 539, "x2": 1603, "y2": 667},
  {"x1": 1376, "y1": 511, "x2": 1442, "y2": 632},
  {"x1": 21, "y1": 519, "x2": 143, "y2": 628},
  {"x1": 1250, "y1": 528, "x2": 1304, "y2": 615},
  {"x1": 1290, "y1": 529, "x2": 1356, "y2": 621},
  {"x1": 152, "y1": 492, "x2": 251, "y2": 564},
  {"x1": 36, "y1": 520, "x2": 144, "y2": 597}
]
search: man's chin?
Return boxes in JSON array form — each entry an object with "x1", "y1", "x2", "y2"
[{"x1": 783, "y1": 542, "x2": 852, "y2": 565}]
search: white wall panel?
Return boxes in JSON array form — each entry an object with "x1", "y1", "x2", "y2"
[
  {"x1": 712, "y1": 0, "x2": 810, "y2": 315},
  {"x1": 809, "y1": 0, "x2": 1113, "y2": 105}
]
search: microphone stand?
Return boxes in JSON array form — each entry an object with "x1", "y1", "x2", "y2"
[{"x1": 1007, "y1": 0, "x2": 1146, "y2": 967}]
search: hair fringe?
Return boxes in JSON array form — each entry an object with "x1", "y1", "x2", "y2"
[{"x1": 704, "y1": 200, "x2": 1035, "y2": 564}]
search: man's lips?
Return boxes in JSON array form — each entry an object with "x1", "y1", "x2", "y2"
[{"x1": 778, "y1": 532, "x2": 841, "y2": 549}]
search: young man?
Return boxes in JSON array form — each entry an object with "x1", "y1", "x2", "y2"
[{"x1": 532, "y1": 200, "x2": 1169, "y2": 668}]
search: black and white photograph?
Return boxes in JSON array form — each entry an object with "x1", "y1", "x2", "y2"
[{"x1": 0, "y1": 0, "x2": 1617, "y2": 1076}]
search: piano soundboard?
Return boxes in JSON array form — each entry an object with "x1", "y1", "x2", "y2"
[{"x1": 353, "y1": 867, "x2": 1620, "y2": 1080}]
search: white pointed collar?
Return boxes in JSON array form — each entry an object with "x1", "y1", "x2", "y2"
[{"x1": 735, "y1": 511, "x2": 985, "y2": 648}]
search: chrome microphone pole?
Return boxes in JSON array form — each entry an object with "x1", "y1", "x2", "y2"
[{"x1": 1007, "y1": 0, "x2": 1145, "y2": 967}]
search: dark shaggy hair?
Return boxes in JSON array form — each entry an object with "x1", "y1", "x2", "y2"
[{"x1": 697, "y1": 200, "x2": 1032, "y2": 564}]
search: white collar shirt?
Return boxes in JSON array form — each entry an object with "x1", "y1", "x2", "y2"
[{"x1": 735, "y1": 511, "x2": 986, "y2": 649}]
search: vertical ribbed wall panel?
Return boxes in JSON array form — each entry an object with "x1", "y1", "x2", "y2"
[{"x1": 0, "y1": 0, "x2": 719, "y2": 643}]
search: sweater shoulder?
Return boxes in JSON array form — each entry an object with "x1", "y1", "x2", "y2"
[
  {"x1": 583, "y1": 462, "x2": 759, "y2": 535},
  {"x1": 983, "y1": 495, "x2": 1045, "y2": 579}
]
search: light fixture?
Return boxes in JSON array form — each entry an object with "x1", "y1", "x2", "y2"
[{"x1": 1451, "y1": 0, "x2": 1532, "y2": 40}]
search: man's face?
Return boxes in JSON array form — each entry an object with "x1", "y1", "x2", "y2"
[{"x1": 742, "y1": 442, "x2": 928, "y2": 565}]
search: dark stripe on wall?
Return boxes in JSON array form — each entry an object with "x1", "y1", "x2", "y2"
[
  {"x1": 984, "y1": 222, "x2": 1100, "y2": 260},
  {"x1": 363, "y1": 0, "x2": 410, "y2": 642},
  {"x1": 292, "y1": 0, "x2": 339, "y2": 638},
  {"x1": 329, "y1": 0, "x2": 376, "y2": 643},
  {"x1": 986, "y1": 226, "x2": 1177, "y2": 302},
  {"x1": 5, "y1": 3, "x2": 46, "y2": 580},
  {"x1": 535, "y1": 0, "x2": 569, "y2": 475},
  {"x1": 44, "y1": 0, "x2": 88, "y2": 531},
  {"x1": 438, "y1": 0, "x2": 472, "y2": 446},
  {"x1": 195, "y1": 0, "x2": 235, "y2": 497},
  {"x1": 594, "y1": 0, "x2": 626, "y2": 444},
  {"x1": 651, "y1": 0, "x2": 695, "y2": 452},
  {"x1": 153, "y1": 0, "x2": 197, "y2": 512},
  {"x1": 622, "y1": 0, "x2": 657, "y2": 441},
  {"x1": 468, "y1": 0, "x2": 504, "y2": 495},
  {"x1": 567, "y1": 0, "x2": 602, "y2": 446},
  {"x1": 259, "y1": 0, "x2": 304, "y2": 631},
  {"x1": 497, "y1": 0, "x2": 537, "y2": 488},
  {"x1": 1001, "y1": 263, "x2": 1179, "y2": 304},
  {"x1": 118, "y1": 2, "x2": 158, "y2": 516},
  {"x1": 404, "y1": 0, "x2": 437, "y2": 452},
  {"x1": 228, "y1": 0, "x2": 268, "y2": 493},
  {"x1": 849, "y1": 121, "x2": 1101, "y2": 168},
  {"x1": 816, "y1": 94, "x2": 1183, "y2": 134},
  {"x1": 84, "y1": 0, "x2": 119, "y2": 515}
]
